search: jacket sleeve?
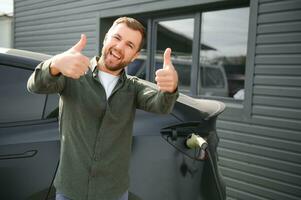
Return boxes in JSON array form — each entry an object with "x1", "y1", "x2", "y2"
[
  {"x1": 27, "y1": 59, "x2": 66, "y2": 94},
  {"x1": 133, "y1": 78, "x2": 179, "y2": 114}
]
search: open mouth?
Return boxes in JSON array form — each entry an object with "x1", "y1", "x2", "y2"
[{"x1": 109, "y1": 50, "x2": 122, "y2": 60}]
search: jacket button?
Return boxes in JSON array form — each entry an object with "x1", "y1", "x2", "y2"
[{"x1": 93, "y1": 155, "x2": 98, "y2": 161}]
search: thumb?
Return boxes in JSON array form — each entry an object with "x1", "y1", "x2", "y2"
[
  {"x1": 163, "y1": 48, "x2": 172, "y2": 69},
  {"x1": 70, "y1": 34, "x2": 87, "y2": 52}
]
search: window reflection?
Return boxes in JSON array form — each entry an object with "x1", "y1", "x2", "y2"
[
  {"x1": 127, "y1": 54, "x2": 146, "y2": 79},
  {"x1": 201, "y1": 67, "x2": 225, "y2": 88},
  {"x1": 155, "y1": 18, "x2": 194, "y2": 94},
  {"x1": 126, "y1": 19, "x2": 147, "y2": 80},
  {"x1": 199, "y1": 7, "x2": 249, "y2": 99},
  {"x1": 0, "y1": 66, "x2": 45, "y2": 123}
]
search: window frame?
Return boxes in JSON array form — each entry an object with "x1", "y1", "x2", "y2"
[
  {"x1": 97, "y1": 0, "x2": 254, "y2": 121},
  {"x1": 151, "y1": 7, "x2": 251, "y2": 101},
  {"x1": 151, "y1": 14, "x2": 196, "y2": 93}
]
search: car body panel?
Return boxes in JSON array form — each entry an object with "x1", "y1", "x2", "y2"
[
  {"x1": 0, "y1": 49, "x2": 59, "y2": 200},
  {"x1": 130, "y1": 110, "x2": 205, "y2": 200},
  {"x1": 0, "y1": 48, "x2": 225, "y2": 200},
  {"x1": 0, "y1": 121, "x2": 59, "y2": 200}
]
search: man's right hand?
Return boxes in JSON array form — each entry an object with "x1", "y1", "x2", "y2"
[{"x1": 50, "y1": 34, "x2": 90, "y2": 79}]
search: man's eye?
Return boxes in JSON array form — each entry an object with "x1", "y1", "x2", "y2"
[{"x1": 113, "y1": 36, "x2": 120, "y2": 40}]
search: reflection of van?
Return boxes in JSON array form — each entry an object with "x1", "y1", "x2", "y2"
[{"x1": 127, "y1": 53, "x2": 228, "y2": 97}]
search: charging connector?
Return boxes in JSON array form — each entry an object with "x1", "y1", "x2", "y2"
[{"x1": 185, "y1": 133, "x2": 208, "y2": 160}]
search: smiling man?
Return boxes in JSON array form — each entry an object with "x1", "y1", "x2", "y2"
[
  {"x1": 99, "y1": 22, "x2": 141, "y2": 75},
  {"x1": 27, "y1": 17, "x2": 178, "y2": 200}
]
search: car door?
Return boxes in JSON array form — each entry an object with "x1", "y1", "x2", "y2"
[
  {"x1": 129, "y1": 93, "x2": 226, "y2": 200},
  {"x1": 130, "y1": 110, "x2": 208, "y2": 200},
  {"x1": 0, "y1": 59, "x2": 60, "y2": 200}
]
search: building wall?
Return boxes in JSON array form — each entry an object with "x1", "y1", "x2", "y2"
[
  {"x1": 217, "y1": 0, "x2": 301, "y2": 199},
  {"x1": 14, "y1": 0, "x2": 301, "y2": 200},
  {"x1": 0, "y1": 15, "x2": 13, "y2": 48}
]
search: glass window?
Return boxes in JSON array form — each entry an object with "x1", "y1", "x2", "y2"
[
  {"x1": 44, "y1": 94, "x2": 59, "y2": 119},
  {"x1": 127, "y1": 58, "x2": 146, "y2": 79},
  {"x1": 201, "y1": 67, "x2": 225, "y2": 88},
  {"x1": 126, "y1": 18, "x2": 147, "y2": 80},
  {"x1": 0, "y1": 65, "x2": 45, "y2": 123},
  {"x1": 198, "y1": 7, "x2": 249, "y2": 99},
  {"x1": 155, "y1": 18, "x2": 194, "y2": 94}
]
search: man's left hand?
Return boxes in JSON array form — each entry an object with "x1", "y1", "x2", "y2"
[{"x1": 155, "y1": 48, "x2": 178, "y2": 93}]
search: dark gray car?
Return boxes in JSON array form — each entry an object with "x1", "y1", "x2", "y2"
[{"x1": 0, "y1": 48, "x2": 226, "y2": 200}]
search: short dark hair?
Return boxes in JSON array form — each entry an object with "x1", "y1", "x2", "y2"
[{"x1": 110, "y1": 17, "x2": 146, "y2": 51}]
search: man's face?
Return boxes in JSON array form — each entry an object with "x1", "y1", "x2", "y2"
[{"x1": 101, "y1": 23, "x2": 142, "y2": 72}]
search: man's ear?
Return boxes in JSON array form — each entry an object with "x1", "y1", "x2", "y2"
[{"x1": 131, "y1": 51, "x2": 140, "y2": 62}]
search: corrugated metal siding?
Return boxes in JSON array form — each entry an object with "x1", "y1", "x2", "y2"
[
  {"x1": 218, "y1": 0, "x2": 301, "y2": 200},
  {"x1": 218, "y1": 119, "x2": 301, "y2": 200},
  {"x1": 14, "y1": 0, "x2": 161, "y2": 57},
  {"x1": 253, "y1": 0, "x2": 301, "y2": 124},
  {"x1": 13, "y1": 0, "x2": 224, "y2": 57}
]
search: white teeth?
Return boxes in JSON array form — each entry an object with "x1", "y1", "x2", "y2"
[{"x1": 111, "y1": 51, "x2": 121, "y2": 59}]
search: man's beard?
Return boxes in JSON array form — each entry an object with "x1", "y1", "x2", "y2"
[{"x1": 100, "y1": 47, "x2": 131, "y2": 72}]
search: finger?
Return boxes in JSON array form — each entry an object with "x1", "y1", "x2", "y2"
[
  {"x1": 157, "y1": 79, "x2": 174, "y2": 86},
  {"x1": 72, "y1": 54, "x2": 90, "y2": 72},
  {"x1": 155, "y1": 76, "x2": 173, "y2": 83},
  {"x1": 155, "y1": 69, "x2": 170, "y2": 77},
  {"x1": 78, "y1": 55, "x2": 90, "y2": 68},
  {"x1": 65, "y1": 60, "x2": 87, "y2": 76},
  {"x1": 157, "y1": 86, "x2": 172, "y2": 92},
  {"x1": 71, "y1": 74, "x2": 81, "y2": 79},
  {"x1": 75, "y1": 62, "x2": 90, "y2": 75},
  {"x1": 157, "y1": 83, "x2": 174, "y2": 89},
  {"x1": 73, "y1": 66, "x2": 87, "y2": 78},
  {"x1": 82, "y1": 56, "x2": 90, "y2": 66},
  {"x1": 70, "y1": 34, "x2": 87, "y2": 52},
  {"x1": 163, "y1": 48, "x2": 172, "y2": 69}
]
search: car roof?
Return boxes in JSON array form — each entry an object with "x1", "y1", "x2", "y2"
[
  {"x1": 135, "y1": 77, "x2": 225, "y2": 119},
  {"x1": 0, "y1": 47, "x2": 52, "y2": 61},
  {"x1": 0, "y1": 48, "x2": 52, "y2": 70}
]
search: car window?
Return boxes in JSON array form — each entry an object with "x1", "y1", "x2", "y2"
[
  {"x1": 127, "y1": 59, "x2": 146, "y2": 79},
  {"x1": 0, "y1": 65, "x2": 45, "y2": 123},
  {"x1": 44, "y1": 94, "x2": 59, "y2": 119}
]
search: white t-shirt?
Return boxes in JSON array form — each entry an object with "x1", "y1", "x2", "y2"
[{"x1": 98, "y1": 70, "x2": 119, "y2": 99}]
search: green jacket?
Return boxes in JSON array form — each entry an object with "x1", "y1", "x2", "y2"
[{"x1": 27, "y1": 57, "x2": 178, "y2": 200}]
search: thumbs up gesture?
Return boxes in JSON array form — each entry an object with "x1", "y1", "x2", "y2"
[
  {"x1": 155, "y1": 48, "x2": 178, "y2": 93},
  {"x1": 50, "y1": 34, "x2": 90, "y2": 79}
]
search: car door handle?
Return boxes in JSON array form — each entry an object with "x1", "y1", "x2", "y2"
[{"x1": 0, "y1": 150, "x2": 37, "y2": 160}]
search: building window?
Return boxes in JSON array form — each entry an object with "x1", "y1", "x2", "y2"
[
  {"x1": 154, "y1": 17, "x2": 194, "y2": 94},
  {"x1": 126, "y1": 18, "x2": 147, "y2": 80},
  {"x1": 105, "y1": 4, "x2": 249, "y2": 100},
  {"x1": 198, "y1": 7, "x2": 249, "y2": 99}
]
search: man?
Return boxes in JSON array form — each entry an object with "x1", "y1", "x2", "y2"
[{"x1": 27, "y1": 17, "x2": 178, "y2": 200}]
